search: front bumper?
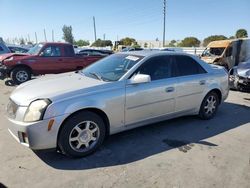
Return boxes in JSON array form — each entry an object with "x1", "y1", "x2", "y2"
[
  {"x1": 7, "y1": 114, "x2": 68, "y2": 150},
  {"x1": 230, "y1": 75, "x2": 250, "y2": 91}
]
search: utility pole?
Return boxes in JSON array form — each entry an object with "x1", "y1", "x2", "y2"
[
  {"x1": 93, "y1": 16, "x2": 97, "y2": 41},
  {"x1": 163, "y1": 0, "x2": 166, "y2": 47},
  {"x1": 52, "y1": 30, "x2": 54, "y2": 42},
  {"x1": 44, "y1": 29, "x2": 47, "y2": 42},
  {"x1": 35, "y1": 32, "x2": 38, "y2": 44}
]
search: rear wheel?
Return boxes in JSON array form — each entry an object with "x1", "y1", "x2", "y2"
[
  {"x1": 58, "y1": 111, "x2": 106, "y2": 157},
  {"x1": 11, "y1": 67, "x2": 31, "y2": 84},
  {"x1": 199, "y1": 92, "x2": 219, "y2": 120}
]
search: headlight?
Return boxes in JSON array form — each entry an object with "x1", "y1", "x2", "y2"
[{"x1": 24, "y1": 99, "x2": 51, "y2": 122}]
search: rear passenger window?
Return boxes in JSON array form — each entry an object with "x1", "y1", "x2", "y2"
[{"x1": 174, "y1": 55, "x2": 206, "y2": 76}]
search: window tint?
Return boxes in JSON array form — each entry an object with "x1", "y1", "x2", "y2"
[
  {"x1": 42, "y1": 46, "x2": 61, "y2": 57},
  {"x1": 174, "y1": 55, "x2": 206, "y2": 76},
  {"x1": 64, "y1": 46, "x2": 74, "y2": 56},
  {"x1": 134, "y1": 56, "x2": 174, "y2": 81}
]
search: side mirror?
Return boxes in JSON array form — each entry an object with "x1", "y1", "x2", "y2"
[
  {"x1": 39, "y1": 52, "x2": 44, "y2": 56},
  {"x1": 129, "y1": 74, "x2": 151, "y2": 84}
]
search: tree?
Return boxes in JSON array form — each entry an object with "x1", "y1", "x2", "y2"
[
  {"x1": 62, "y1": 25, "x2": 74, "y2": 44},
  {"x1": 168, "y1": 40, "x2": 177, "y2": 47},
  {"x1": 203, "y1": 35, "x2": 227, "y2": 47},
  {"x1": 179, "y1": 37, "x2": 200, "y2": 47},
  {"x1": 20, "y1": 38, "x2": 25, "y2": 45},
  {"x1": 144, "y1": 43, "x2": 148, "y2": 48},
  {"x1": 235, "y1": 29, "x2": 248, "y2": 38},
  {"x1": 74, "y1": 40, "x2": 90, "y2": 47},
  {"x1": 229, "y1": 36, "x2": 235, "y2": 39},
  {"x1": 119, "y1": 37, "x2": 137, "y2": 46},
  {"x1": 91, "y1": 39, "x2": 113, "y2": 47}
]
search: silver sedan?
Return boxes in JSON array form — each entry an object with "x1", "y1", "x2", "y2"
[{"x1": 6, "y1": 51, "x2": 229, "y2": 157}]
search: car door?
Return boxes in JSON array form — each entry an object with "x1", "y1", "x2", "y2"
[
  {"x1": 125, "y1": 55, "x2": 177, "y2": 125},
  {"x1": 32, "y1": 45, "x2": 64, "y2": 74},
  {"x1": 173, "y1": 55, "x2": 208, "y2": 113}
]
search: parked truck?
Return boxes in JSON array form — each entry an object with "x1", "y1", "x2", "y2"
[
  {"x1": 0, "y1": 42, "x2": 103, "y2": 84},
  {"x1": 201, "y1": 38, "x2": 250, "y2": 70}
]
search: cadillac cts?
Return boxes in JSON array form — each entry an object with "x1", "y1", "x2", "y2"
[{"x1": 6, "y1": 51, "x2": 229, "y2": 157}]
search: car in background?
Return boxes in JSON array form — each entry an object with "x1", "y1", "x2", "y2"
[
  {"x1": 201, "y1": 38, "x2": 250, "y2": 70},
  {"x1": 7, "y1": 45, "x2": 29, "y2": 53},
  {"x1": 78, "y1": 49, "x2": 113, "y2": 56},
  {"x1": 0, "y1": 42, "x2": 104, "y2": 84},
  {"x1": 0, "y1": 42, "x2": 11, "y2": 55},
  {"x1": 229, "y1": 59, "x2": 250, "y2": 91},
  {"x1": 6, "y1": 51, "x2": 229, "y2": 157},
  {"x1": 121, "y1": 47, "x2": 144, "y2": 52}
]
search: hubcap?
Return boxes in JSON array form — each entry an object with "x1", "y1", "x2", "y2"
[
  {"x1": 16, "y1": 71, "x2": 28, "y2": 82},
  {"x1": 204, "y1": 95, "x2": 217, "y2": 115},
  {"x1": 69, "y1": 121, "x2": 100, "y2": 152}
]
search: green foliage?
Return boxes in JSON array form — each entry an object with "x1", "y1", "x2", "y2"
[
  {"x1": 167, "y1": 40, "x2": 177, "y2": 47},
  {"x1": 74, "y1": 40, "x2": 90, "y2": 47},
  {"x1": 235, "y1": 29, "x2": 248, "y2": 38},
  {"x1": 119, "y1": 37, "x2": 137, "y2": 46},
  {"x1": 203, "y1": 35, "x2": 227, "y2": 47},
  {"x1": 144, "y1": 42, "x2": 148, "y2": 48},
  {"x1": 20, "y1": 38, "x2": 25, "y2": 45},
  {"x1": 229, "y1": 36, "x2": 235, "y2": 39},
  {"x1": 62, "y1": 25, "x2": 74, "y2": 44},
  {"x1": 91, "y1": 39, "x2": 113, "y2": 47},
  {"x1": 179, "y1": 37, "x2": 200, "y2": 47}
]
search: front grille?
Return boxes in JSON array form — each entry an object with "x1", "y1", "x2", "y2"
[{"x1": 6, "y1": 99, "x2": 18, "y2": 119}]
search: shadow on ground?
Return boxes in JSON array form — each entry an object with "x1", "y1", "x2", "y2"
[{"x1": 35, "y1": 102, "x2": 250, "y2": 170}]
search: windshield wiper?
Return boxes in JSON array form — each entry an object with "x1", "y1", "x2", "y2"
[{"x1": 89, "y1": 72, "x2": 103, "y2": 81}]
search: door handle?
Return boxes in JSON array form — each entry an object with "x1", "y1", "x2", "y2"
[
  {"x1": 58, "y1": 58, "x2": 63, "y2": 61},
  {"x1": 199, "y1": 80, "x2": 206, "y2": 85},
  {"x1": 165, "y1": 87, "x2": 175, "y2": 93}
]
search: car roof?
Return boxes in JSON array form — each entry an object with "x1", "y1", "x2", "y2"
[{"x1": 118, "y1": 50, "x2": 190, "y2": 58}]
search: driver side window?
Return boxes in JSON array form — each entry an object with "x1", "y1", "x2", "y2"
[
  {"x1": 41, "y1": 46, "x2": 61, "y2": 57},
  {"x1": 225, "y1": 46, "x2": 233, "y2": 57},
  {"x1": 134, "y1": 56, "x2": 174, "y2": 81}
]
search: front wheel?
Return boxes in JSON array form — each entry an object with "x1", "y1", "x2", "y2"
[
  {"x1": 199, "y1": 92, "x2": 219, "y2": 120},
  {"x1": 11, "y1": 67, "x2": 31, "y2": 84},
  {"x1": 58, "y1": 111, "x2": 106, "y2": 157}
]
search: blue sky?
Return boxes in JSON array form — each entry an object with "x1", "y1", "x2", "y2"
[{"x1": 0, "y1": 0, "x2": 249, "y2": 43}]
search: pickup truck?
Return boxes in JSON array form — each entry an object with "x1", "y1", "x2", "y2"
[{"x1": 0, "y1": 42, "x2": 103, "y2": 84}]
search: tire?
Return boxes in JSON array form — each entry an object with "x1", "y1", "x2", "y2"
[
  {"x1": 11, "y1": 67, "x2": 31, "y2": 84},
  {"x1": 58, "y1": 111, "x2": 106, "y2": 157},
  {"x1": 199, "y1": 91, "x2": 219, "y2": 120}
]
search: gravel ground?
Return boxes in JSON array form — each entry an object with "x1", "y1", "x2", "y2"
[{"x1": 0, "y1": 78, "x2": 250, "y2": 188}]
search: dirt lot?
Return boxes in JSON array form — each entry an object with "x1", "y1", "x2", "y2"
[{"x1": 0, "y1": 78, "x2": 250, "y2": 188}]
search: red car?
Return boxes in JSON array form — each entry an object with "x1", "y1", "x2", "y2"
[{"x1": 0, "y1": 42, "x2": 103, "y2": 84}]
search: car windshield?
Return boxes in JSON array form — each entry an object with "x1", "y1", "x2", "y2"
[
  {"x1": 28, "y1": 44, "x2": 43, "y2": 55},
  {"x1": 82, "y1": 54, "x2": 144, "y2": 81},
  {"x1": 202, "y1": 47, "x2": 225, "y2": 57}
]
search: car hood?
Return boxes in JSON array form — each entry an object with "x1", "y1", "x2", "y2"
[
  {"x1": 10, "y1": 72, "x2": 108, "y2": 106},
  {"x1": 0, "y1": 53, "x2": 30, "y2": 62}
]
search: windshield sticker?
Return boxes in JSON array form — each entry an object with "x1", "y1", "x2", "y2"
[{"x1": 126, "y1": 55, "x2": 140, "y2": 61}]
